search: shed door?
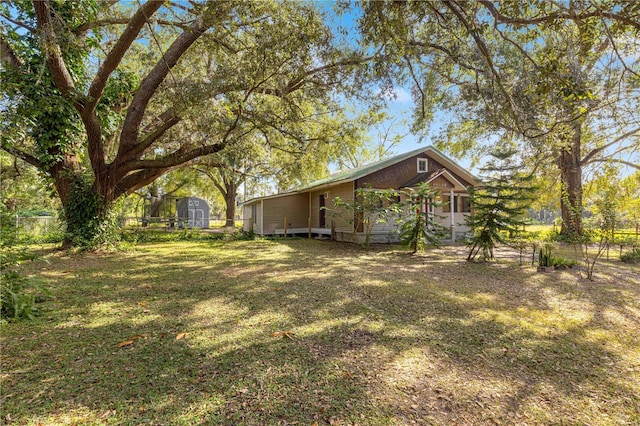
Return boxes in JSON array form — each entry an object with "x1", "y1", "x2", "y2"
[{"x1": 319, "y1": 195, "x2": 326, "y2": 228}]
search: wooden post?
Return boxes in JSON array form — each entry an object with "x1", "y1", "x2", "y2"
[
  {"x1": 308, "y1": 216, "x2": 311, "y2": 239},
  {"x1": 250, "y1": 217, "x2": 254, "y2": 233},
  {"x1": 331, "y1": 220, "x2": 336, "y2": 240},
  {"x1": 284, "y1": 216, "x2": 287, "y2": 237}
]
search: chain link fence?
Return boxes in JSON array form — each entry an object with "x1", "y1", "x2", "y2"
[{"x1": 13, "y1": 216, "x2": 64, "y2": 241}]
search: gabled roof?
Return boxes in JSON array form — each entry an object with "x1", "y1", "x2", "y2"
[
  {"x1": 401, "y1": 168, "x2": 443, "y2": 188},
  {"x1": 243, "y1": 145, "x2": 477, "y2": 204},
  {"x1": 402, "y1": 168, "x2": 468, "y2": 191},
  {"x1": 295, "y1": 146, "x2": 430, "y2": 191}
]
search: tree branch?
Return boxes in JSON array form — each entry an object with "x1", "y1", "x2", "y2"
[
  {"x1": 600, "y1": 15, "x2": 640, "y2": 80},
  {"x1": 409, "y1": 40, "x2": 485, "y2": 73},
  {"x1": 0, "y1": 34, "x2": 23, "y2": 68},
  {"x1": 195, "y1": 167, "x2": 226, "y2": 197},
  {"x1": 33, "y1": 0, "x2": 77, "y2": 100},
  {"x1": 403, "y1": 55, "x2": 425, "y2": 118},
  {"x1": 477, "y1": 0, "x2": 640, "y2": 31},
  {"x1": 0, "y1": 144, "x2": 45, "y2": 170},
  {"x1": 118, "y1": 15, "x2": 209, "y2": 157},
  {"x1": 128, "y1": 111, "x2": 182, "y2": 160},
  {"x1": 284, "y1": 54, "x2": 376, "y2": 94},
  {"x1": 222, "y1": 106, "x2": 243, "y2": 144},
  {"x1": 444, "y1": 1, "x2": 523, "y2": 133},
  {"x1": 168, "y1": 1, "x2": 194, "y2": 14},
  {"x1": 115, "y1": 168, "x2": 171, "y2": 198},
  {"x1": 85, "y1": 0, "x2": 164, "y2": 113},
  {"x1": 581, "y1": 127, "x2": 640, "y2": 166},
  {"x1": 120, "y1": 143, "x2": 227, "y2": 181},
  {"x1": 76, "y1": 2, "x2": 165, "y2": 182},
  {"x1": 76, "y1": 17, "x2": 191, "y2": 35},
  {"x1": 0, "y1": 12, "x2": 36, "y2": 33},
  {"x1": 588, "y1": 158, "x2": 640, "y2": 170}
]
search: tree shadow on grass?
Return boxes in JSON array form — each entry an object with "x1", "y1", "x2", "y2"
[{"x1": 3, "y1": 239, "x2": 639, "y2": 424}]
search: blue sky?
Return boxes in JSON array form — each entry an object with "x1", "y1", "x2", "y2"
[{"x1": 317, "y1": 1, "x2": 476, "y2": 173}]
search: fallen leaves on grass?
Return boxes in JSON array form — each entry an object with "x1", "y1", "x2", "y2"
[
  {"x1": 176, "y1": 332, "x2": 189, "y2": 340},
  {"x1": 338, "y1": 370, "x2": 355, "y2": 379},
  {"x1": 117, "y1": 334, "x2": 146, "y2": 347},
  {"x1": 271, "y1": 331, "x2": 295, "y2": 340}
]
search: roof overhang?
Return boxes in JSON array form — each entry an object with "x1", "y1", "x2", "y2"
[
  {"x1": 401, "y1": 169, "x2": 468, "y2": 192},
  {"x1": 242, "y1": 145, "x2": 477, "y2": 204}
]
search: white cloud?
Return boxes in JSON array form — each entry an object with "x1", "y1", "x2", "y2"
[
  {"x1": 377, "y1": 87, "x2": 412, "y2": 103},
  {"x1": 392, "y1": 88, "x2": 413, "y2": 103}
]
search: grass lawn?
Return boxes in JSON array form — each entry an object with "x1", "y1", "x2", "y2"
[{"x1": 2, "y1": 239, "x2": 639, "y2": 425}]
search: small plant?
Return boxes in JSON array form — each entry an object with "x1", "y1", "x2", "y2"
[
  {"x1": 536, "y1": 243, "x2": 576, "y2": 271},
  {"x1": 238, "y1": 229, "x2": 258, "y2": 240},
  {"x1": 507, "y1": 233, "x2": 535, "y2": 266},
  {"x1": 550, "y1": 255, "x2": 577, "y2": 269},
  {"x1": 0, "y1": 203, "x2": 49, "y2": 321},
  {"x1": 1, "y1": 272, "x2": 50, "y2": 321},
  {"x1": 331, "y1": 186, "x2": 399, "y2": 248},
  {"x1": 577, "y1": 198, "x2": 616, "y2": 280},
  {"x1": 538, "y1": 245, "x2": 553, "y2": 268},
  {"x1": 177, "y1": 227, "x2": 199, "y2": 240},
  {"x1": 620, "y1": 247, "x2": 640, "y2": 264}
]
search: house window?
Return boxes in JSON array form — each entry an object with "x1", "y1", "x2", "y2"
[
  {"x1": 417, "y1": 158, "x2": 428, "y2": 173},
  {"x1": 461, "y1": 196, "x2": 472, "y2": 213}
]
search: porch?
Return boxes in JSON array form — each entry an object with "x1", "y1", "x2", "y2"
[{"x1": 273, "y1": 226, "x2": 472, "y2": 243}]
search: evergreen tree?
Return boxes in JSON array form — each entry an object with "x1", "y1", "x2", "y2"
[{"x1": 466, "y1": 151, "x2": 536, "y2": 261}]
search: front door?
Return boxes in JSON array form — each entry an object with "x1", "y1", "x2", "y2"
[{"x1": 319, "y1": 195, "x2": 326, "y2": 228}]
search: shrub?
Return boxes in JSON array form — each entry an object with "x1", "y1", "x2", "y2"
[
  {"x1": 0, "y1": 203, "x2": 49, "y2": 321},
  {"x1": 620, "y1": 248, "x2": 640, "y2": 264},
  {"x1": 536, "y1": 243, "x2": 576, "y2": 269},
  {"x1": 1, "y1": 271, "x2": 49, "y2": 321},
  {"x1": 550, "y1": 255, "x2": 577, "y2": 269},
  {"x1": 118, "y1": 227, "x2": 241, "y2": 245},
  {"x1": 237, "y1": 229, "x2": 258, "y2": 240}
]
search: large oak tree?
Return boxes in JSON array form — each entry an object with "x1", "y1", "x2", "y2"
[
  {"x1": 1, "y1": 0, "x2": 375, "y2": 246},
  {"x1": 359, "y1": 0, "x2": 640, "y2": 237}
]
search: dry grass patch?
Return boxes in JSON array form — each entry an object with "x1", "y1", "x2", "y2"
[{"x1": 1, "y1": 239, "x2": 639, "y2": 425}]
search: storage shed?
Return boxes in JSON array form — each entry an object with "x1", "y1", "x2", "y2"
[{"x1": 176, "y1": 197, "x2": 210, "y2": 229}]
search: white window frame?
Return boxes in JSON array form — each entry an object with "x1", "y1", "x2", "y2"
[{"x1": 417, "y1": 158, "x2": 428, "y2": 173}]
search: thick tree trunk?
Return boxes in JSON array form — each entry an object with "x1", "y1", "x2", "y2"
[
  {"x1": 52, "y1": 154, "x2": 118, "y2": 248},
  {"x1": 558, "y1": 124, "x2": 583, "y2": 238},
  {"x1": 148, "y1": 197, "x2": 163, "y2": 218},
  {"x1": 50, "y1": 154, "x2": 80, "y2": 207},
  {"x1": 224, "y1": 180, "x2": 237, "y2": 228}
]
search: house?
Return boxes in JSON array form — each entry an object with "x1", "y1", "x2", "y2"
[{"x1": 242, "y1": 146, "x2": 478, "y2": 243}]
